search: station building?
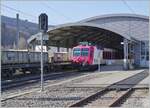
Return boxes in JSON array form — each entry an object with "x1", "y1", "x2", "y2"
[{"x1": 28, "y1": 14, "x2": 149, "y2": 69}]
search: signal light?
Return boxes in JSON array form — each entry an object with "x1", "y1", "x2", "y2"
[{"x1": 39, "y1": 13, "x2": 48, "y2": 33}]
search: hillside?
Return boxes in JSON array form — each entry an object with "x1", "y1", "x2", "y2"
[{"x1": 1, "y1": 15, "x2": 54, "y2": 49}]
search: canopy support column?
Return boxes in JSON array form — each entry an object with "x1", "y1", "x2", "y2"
[
  {"x1": 123, "y1": 38, "x2": 129, "y2": 70},
  {"x1": 57, "y1": 41, "x2": 60, "y2": 52}
]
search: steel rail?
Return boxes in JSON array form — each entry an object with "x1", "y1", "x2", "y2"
[
  {"x1": 2, "y1": 70, "x2": 78, "y2": 90},
  {"x1": 69, "y1": 70, "x2": 148, "y2": 107},
  {"x1": 109, "y1": 87, "x2": 149, "y2": 107}
]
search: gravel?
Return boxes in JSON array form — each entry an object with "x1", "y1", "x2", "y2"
[
  {"x1": 2, "y1": 70, "x2": 146, "y2": 107},
  {"x1": 1, "y1": 71, "x2": 112, "y2": 107},
  {"x1": 2, "y1": 85, "x2": 102, "y2": 107},
  {"x1": 1, "y1": 71, "x2": 84, "y2": 98},
  {"x1": 84, "y1": 90, "x2": 127, "y2": 107},
  {"x1": 1, "y1": 71, "x2": 112, "y2": 99},
  {"x1": 120, "y1": 89, "x2": 149, "y2": 107}
]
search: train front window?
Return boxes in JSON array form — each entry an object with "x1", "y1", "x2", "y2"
[
  {"x1": 81, "y1": 48, "x2": 89, "y2": 56},
  {"x1": 73, "y1": 48, "x2": 81, "y2": 56}
]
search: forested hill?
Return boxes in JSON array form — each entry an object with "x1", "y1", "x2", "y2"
[{"x1": 1, "y1": 15, "x2": 54, "y2": 49}]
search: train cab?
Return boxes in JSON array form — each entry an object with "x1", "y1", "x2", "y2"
[{"x1": 71, "y1": 45, "x2": 94, "y2": 65}]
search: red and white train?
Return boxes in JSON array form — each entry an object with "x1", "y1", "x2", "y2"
[{"x1": 71, "y1": 42, "x2": 123, "y2": 70}]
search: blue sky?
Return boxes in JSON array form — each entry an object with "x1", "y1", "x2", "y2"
[{"x1": 1, "y1": 0, "x2": 149, "y2": 25}]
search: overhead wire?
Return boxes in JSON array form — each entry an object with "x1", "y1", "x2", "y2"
[
  {"x1": 2, "y1": 2, "x2": 74, "y2": 24},
  {"x1": 1, "y1": 4, "x2": 39, "y2": 37},
  {"x1": 41, "y1": 2, "x2": 73, "y2": 22},
  {"x1": 1, "y1": 4, "x2": 37, "y2": 20},
  {"x1": 122, "y1": 0, "x2": 136, "y2": 14}
]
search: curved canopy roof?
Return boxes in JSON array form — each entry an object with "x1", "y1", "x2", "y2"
[{"x1": 28, "y1": 14, "x2": 149, "y2": 50}]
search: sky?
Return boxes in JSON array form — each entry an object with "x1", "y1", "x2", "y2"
[{"x1": 1, "y1": 0, "x2": 149, "y2": 25}]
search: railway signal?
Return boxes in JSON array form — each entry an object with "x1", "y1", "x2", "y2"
[
  {"x1": 39, "y1": 13, "x2": 48, "y2": 33},
  {"x1": 39, "y1": 13, "x2": 48, "y2": 91}
]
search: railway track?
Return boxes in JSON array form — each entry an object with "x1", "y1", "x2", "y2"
[
  {"x1": 119, "y1": 88, "x2": 149, "y2": 107},
  {"x1": 81, "y1": 88, "x2": 148, "y2": 107},
  {"x1": 2, "y1": 70, "x2": 104, "y2": 101},
  {"x1": 2, "y1": 70, "x2": 80, "y2": 90},
  {"x1": 1, "y1": 69, "x2": 148, "y2": 107},
  {"x1": 70, "y1": 70, "x2": 148, "y2": 107}
]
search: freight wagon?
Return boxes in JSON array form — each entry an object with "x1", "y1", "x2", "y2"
[
  {"x1": 1, "y1": 49, "x2": 49, "y2": 77},
  {"x1": 1, "y1": 49, "x2": 73, "y2": 78}
]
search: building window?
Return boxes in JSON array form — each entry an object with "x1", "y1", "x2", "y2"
[{"x1": 141, "y1": 41, "x2": 149, "y2": 61}]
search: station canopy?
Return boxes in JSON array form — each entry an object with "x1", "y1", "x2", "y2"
[{"x1": 28, "y1": 14, "x2": 149, "y2": 51}]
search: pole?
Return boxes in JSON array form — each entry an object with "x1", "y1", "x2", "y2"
[
  {"x1": 123, "y1": 38, "x2": 126, "y2": 70},
  {"x1": 126, "y1": 40, "x2": 128, "y2": 69},
  {"x1": 98, "y1": 50, "x2": 101, "y2": 72},
  {"x1": 123, "y1": 38, "x2": 128, "y2": 70},
  {"x1": 39, "y1": 13, "x2": 48, "y2": 92},
  {"x1": 16, "y1": 13, "x2": 19, "y2": 49},
  {"x1": 41, "y1": 32, "x2": 44, "y2": 91}
]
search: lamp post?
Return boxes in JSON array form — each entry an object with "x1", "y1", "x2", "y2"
[{"x1": 122, "y1": 39, "x2": 128, "y2": 70}]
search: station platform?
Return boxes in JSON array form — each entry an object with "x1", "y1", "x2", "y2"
[
  {"x1": 69, "y1": 70, "x2": 148, "y2": 88},
  {"x1": 134, "y1": 75, "x2": 149, "y2": 88},
  {"x1": 100, "y1": 65, "x2": 123, "y2": 71}
]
